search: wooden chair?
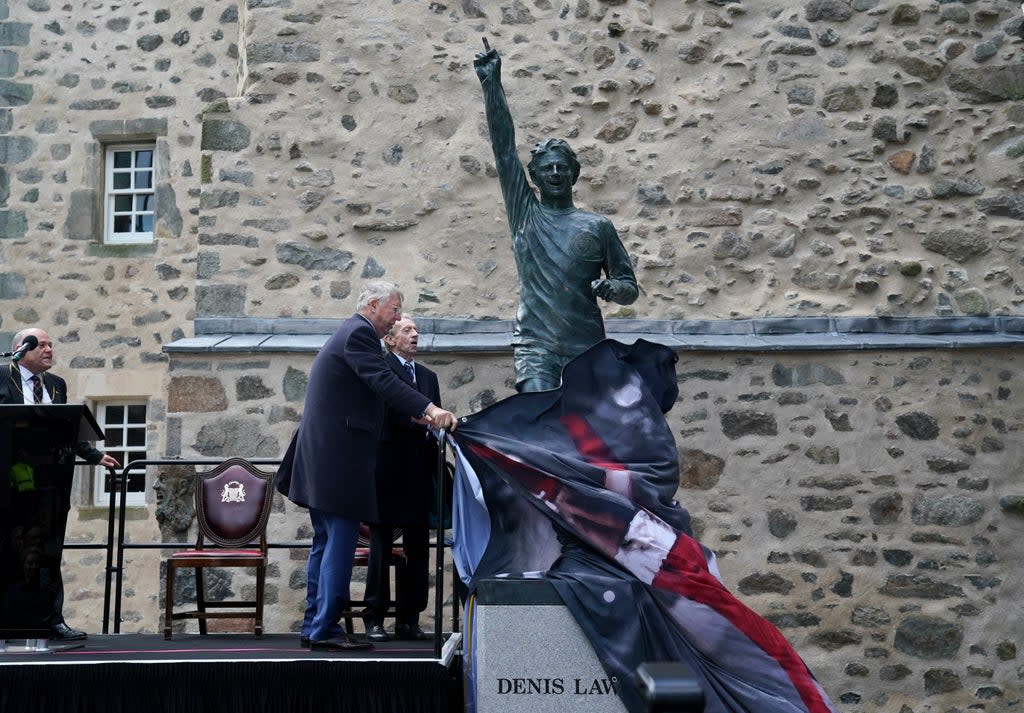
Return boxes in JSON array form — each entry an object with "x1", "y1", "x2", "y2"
[{"x1": 164, "y1": 458, "x2": 275, "y2": 639}]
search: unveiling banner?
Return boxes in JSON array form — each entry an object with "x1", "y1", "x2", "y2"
[{"x1": 450, "y1": 339, "x2": 836, "y2": 713}]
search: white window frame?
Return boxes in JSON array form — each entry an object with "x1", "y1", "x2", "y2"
[
  {"x1": 103, "y1": 143, "x2": 156, "y2": 244},
  {"x1": 92, "y1": 401, "x2": 149, "y2": 506}
]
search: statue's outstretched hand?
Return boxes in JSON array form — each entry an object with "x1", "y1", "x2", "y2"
[{"x1": 474, "y1": 48, "x2": 501, "y2": 83}]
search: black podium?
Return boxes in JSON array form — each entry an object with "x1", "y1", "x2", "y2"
[{"x1": 0, "y1": 404, "x2": 104, "y2": 643}]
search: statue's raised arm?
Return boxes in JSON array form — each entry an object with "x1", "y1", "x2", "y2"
[
  {"x1": 474, "y1": 45, "x2": 534, "y2": 233},
  {"x1": 473, "y1": 42, "x2": 639, "y2": 394}
]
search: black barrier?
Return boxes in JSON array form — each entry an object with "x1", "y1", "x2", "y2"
[
  {"x1": 104, "y1": 458, "x2": 281, "y2": 633},
  {"x1": 637, "y1": 662, "x2": 705, "y2": 713},
  {"x1": 101, "y1": 456, "x2": 460, "y2": 640}
]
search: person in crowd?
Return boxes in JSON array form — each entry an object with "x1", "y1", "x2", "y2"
[
  {"x1": 276, "y1": 282, "x2": 456, "y2": 652},
  {"x1": 363, "y1": 317, "x2": 441, "y2": 642},
  {"x1": 0, "y1": 328, "x2": 120, "y2": 641}
]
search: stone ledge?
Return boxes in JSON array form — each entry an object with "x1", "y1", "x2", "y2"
[
  {"x1": 86, "y1": 242, "x2": 159, "y2": 258},
  {"x1": 162, "y1": 316, "x2": 1024, "y2": 354}
]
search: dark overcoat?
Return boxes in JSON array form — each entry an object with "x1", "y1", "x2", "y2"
[
  {"x1": 373, "y1": 353, "x2": 441, "y2": 524},
  {"x1": 280, "y1": 314, "x2": 432, "y2": 522}
]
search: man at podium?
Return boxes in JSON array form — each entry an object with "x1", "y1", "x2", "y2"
[{"x1": 1, "y1": 327, "x2": 119, "y2": 641}]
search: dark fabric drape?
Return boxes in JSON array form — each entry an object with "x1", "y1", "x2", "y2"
[{"x1": 451, "y1": 339, "x2": 837, "y2": 713}]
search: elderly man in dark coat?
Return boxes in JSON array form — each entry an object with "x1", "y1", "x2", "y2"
[
  {"x1": 278, "y1": 281, "x2": 456, "y2": 652},
  {"x1": 363, "y1": 317, "x2": 442, "y2": 642},
  {"x1": 0, "y1": 327, "x2": 120, "y2": 642}
]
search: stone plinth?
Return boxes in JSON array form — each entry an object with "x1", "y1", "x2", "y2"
[{"x1": 468, "y1": 578, "x2": 626, "y2": 713}]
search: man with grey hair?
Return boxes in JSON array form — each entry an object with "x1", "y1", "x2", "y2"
[
  {"x1": 277, "y1": 281, "x2": 456, "y2": 651},
  {"x1": 475, "y1": 43, "x2": 639, "y2": 392},
  {"x1": 0, "y1": 327, "x2": 119, "y2": 642}
]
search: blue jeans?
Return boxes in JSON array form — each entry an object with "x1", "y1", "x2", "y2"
[{"x1": 303, "y1": 507, "x2": 359, "y2": 640}]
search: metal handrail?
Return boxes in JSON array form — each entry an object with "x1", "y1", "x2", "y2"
[
  {"x1": 105, "y1": 458, "x2": 280, "y2": 633},
  {"x1": 102, "y1": 453, "x2": 459, "y2": 641},
  {"x1": 433, "y1": 429, "x2": 447, "y2": 658}
]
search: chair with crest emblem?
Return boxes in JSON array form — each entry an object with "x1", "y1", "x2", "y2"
[{"x1": 163, "y1": 458, "x2": 275, "y2": 639}]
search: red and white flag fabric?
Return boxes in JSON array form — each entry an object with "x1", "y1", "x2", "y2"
[{"x1": 450, "y1": 339, "x2": 837, "y2": 713}]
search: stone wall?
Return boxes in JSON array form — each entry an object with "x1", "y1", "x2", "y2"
[
  {"x1": 1, "y1": 1, "x2": 1023, "y2": 711},
  {"x1": 96, "y1": 345, "x2": 1021, "y2": 712},
  {"x1": 0, "y1": 0, "x2": 240, "y2": 457},
  {"x1": 196, "y1": 0, "x2": 1024, "y2": 321}
]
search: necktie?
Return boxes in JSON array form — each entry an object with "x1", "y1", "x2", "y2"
[
  {"x1": 404, "y1": 361, "x2": 416, "y2": 384},
  {"x1": 29, "y1": 374, "x2": 43, "y2": 404}
]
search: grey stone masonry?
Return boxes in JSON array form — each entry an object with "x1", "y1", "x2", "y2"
[{"x1": 1, "y1": 2, "x2": 1023, "y2": 711}]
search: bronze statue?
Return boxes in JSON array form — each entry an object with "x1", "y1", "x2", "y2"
[{"x1": 474, "y1": 41, "x2": 639, "y2": 393}]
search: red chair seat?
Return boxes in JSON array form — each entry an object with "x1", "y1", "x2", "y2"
[{"x1": 170, "y1": 549, "x2": 262, "y2": 558}]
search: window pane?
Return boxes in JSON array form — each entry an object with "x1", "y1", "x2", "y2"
[
  {"x1": 105, "y1": 428, "x2": 124, "y2": 448},
  {"x1": 126, "y1": 428, "x2": 146, "y2": 447},
  {"x1": 127, "y1": 405, "x2": 146, "y2": 423},
  {"x1": 126, "y1": 467, "x2": 146, "y2": 493},
  {"x1": 135, "y1": 214, "x2": 154, "y2": 233},
  {"x1": 113, "y1": 151, "x2": 132, "y2": 169},
  {"x1": 135, "y1": 194, "x2": 153, "y2": 212},
  {"x1": 113, "y1": 215, "x2": 131, "y2": 233},
  {"x1": 114, "y1": 195, "x2": 132, "y2": 212},
  {"x1": 113, "y1": 172, "x2": 131, "y2": 189},
  {"x1": 103, "y1": 469, "x2": 116, "y2": 494},
  {"x1": 135, "y1": 150, "x2": 153, "y2": 168},
  {"x1": 134, "y1": 170, "x2": 152, "y2": 189},
  {"x1": 105, "y1": 405, "x2": 125, "y2": 423}
]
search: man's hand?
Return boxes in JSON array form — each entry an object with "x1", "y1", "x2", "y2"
[
  {"x1": 98, "y1": 454, "x2": 121, "y2": 470},
  {"x1": 474, "y1": 47, "x2": 501, "y2": 84},
  {"x1": 420, "y1": 404, "x2": 458, "y2": 432}
]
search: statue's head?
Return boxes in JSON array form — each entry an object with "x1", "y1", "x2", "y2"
[{"x1": 527, "y1": 139, "x2": 581, "y2": 186}]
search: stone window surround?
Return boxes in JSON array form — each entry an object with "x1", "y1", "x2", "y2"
[
  {"x1": 70, "y1": 369, "x2": 161, "y2": 508},
  {"x1": 165, "y1": 315, "x2": 1024, "y2": 355},
  {"x1": 91, "y1": 400, "x2": 149, "y2": 507},
  {"x1": 77, "y1": 119, "x2": 168, "y2": 257}
]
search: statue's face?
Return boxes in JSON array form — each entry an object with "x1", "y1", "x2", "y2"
[{"x1": 532, "y1": 153, "x2": 574, "y2": 200}]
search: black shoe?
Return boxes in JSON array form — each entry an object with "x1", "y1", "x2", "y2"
[
  {"x1": 299, "y1": 635, "x2": 310, "y2": 648},
  {"x1": 394, "y1": 623, "x2": 429, "y2": 641},
  {"x1": 50, "y1": 622, "x2": 87, "y2": 642},
  {"x1": 366, "y1": 624, "x2": 390, "y2": 642},
  {"x1": 310, "y1": 635, "x2": 372, "y2": 652}
]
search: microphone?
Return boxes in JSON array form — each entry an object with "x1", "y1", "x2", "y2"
[{"x1": 10, "y1": 334, "x2": 39, "y2": 363}]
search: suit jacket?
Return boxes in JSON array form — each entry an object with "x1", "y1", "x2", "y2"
[
  {"x1": 373, "y1": 353, "x2": 441, "y2": 524},
  {"x1": 0, "y1": 364, "x2": 103, "y2": 464},
  {"x1": 279, "y1": 314, "x2": 433, "y2": 521}
]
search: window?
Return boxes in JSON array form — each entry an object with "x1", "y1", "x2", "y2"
[
  {"x1": 104, "y1": 144, "x2": 155, "y2": 244},
  {"x1": 93, "y1": 402, "x2": 148, "y2": 506}
]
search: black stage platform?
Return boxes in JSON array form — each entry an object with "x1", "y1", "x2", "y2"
[{"x1": 0, "y1": 632, "x2": 463, "y2": 713}]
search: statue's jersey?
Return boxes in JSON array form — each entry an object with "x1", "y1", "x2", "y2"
[{"x1": 509, "y1": 200, "x2": 632, "y2": 356}]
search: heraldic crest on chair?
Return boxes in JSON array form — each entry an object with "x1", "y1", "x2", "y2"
[{"x1": 164, "y1": 458, "x2": 275, "y2": 639}]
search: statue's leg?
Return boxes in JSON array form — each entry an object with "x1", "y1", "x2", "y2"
[
  {"x1": 516, "y1": 375, "x2": 560, "y2": 393},
  {"x1": 514, "y1": 346, "x2": 572, "y2": 393}
]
